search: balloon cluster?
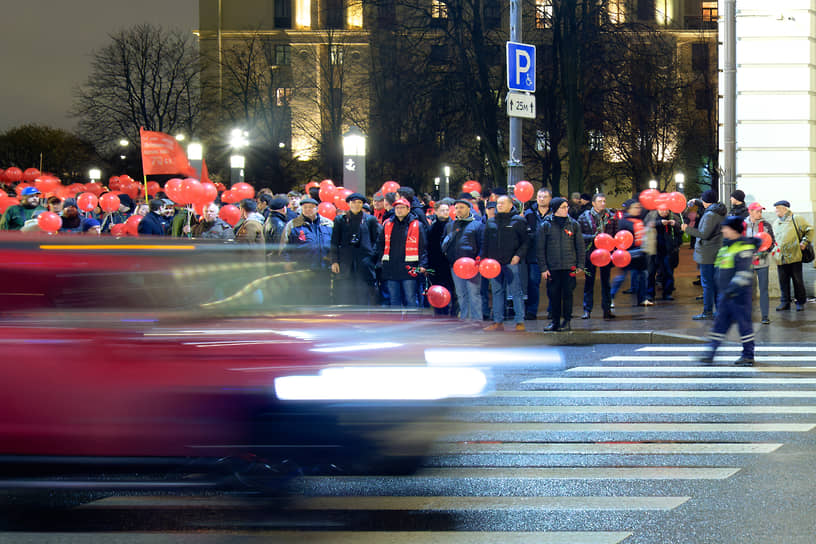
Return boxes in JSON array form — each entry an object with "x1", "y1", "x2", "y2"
[
  {"x1": 590, "y1": 231, "x2": 635, "y2": 268},
  {"x1": 452, "y1": 257, "x2": 502, "y2": 280},
  {"x1": 639, "y1": 189, "x2": 686, "y2": 214}
]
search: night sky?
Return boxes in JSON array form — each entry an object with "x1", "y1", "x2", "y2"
[{"x1": 0, "y1": 0, "x2": 198, "y2": 133}]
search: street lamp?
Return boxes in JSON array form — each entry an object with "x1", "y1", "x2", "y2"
[
  {"x1": 434, "y1": 177, "x2": 441, "y2": 199},
  {"x1": 187, "y1": 142, "x2": 203, "y2": 179},
  {"x1": 89, "y1": 168, "x2": 101, "y2": 183},
  {"x1": 229, "y1": 128, "x2": 249, "y2": 185},
  {"x1": 442, "y1": 165, "x2": 451, "y2": 199},
  {"x1": 342, "y1": 126, "x2": 366, "y2": 194},
  {"x1": 674, "y1": 172, "x2": 685, "y2": 193},
  {"x1": 648, "y1": 179, "x2": 658, "y2": 190},
  {"x1": 175, "y1": 133, "x2": 186, "y2": 142}
]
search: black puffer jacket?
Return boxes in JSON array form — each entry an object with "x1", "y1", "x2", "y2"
[
  {"x1": 537, "y1": 215, "x2": 584, "y2": 273},
  {"x1": 480, "y1": 212, "x2": 528, "y2": 265}
]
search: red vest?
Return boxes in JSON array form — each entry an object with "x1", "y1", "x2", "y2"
[{"x1": 383, "y1": 218, "x2": 420, "y2": 262}]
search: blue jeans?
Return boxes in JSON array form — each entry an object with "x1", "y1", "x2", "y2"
[
  {"x1": 700, "y1": 263, "x2": 717, "y2": 314},
  {"x1": 452, "y1": 269, "x2": 482, "y2": 320},
  {"x1": 611, "y1": 268, "x2": 646, "y2": 304},
  {"x1": 583, "y1": 261, "x2": 612, "y2": 313},
  {"x1": 387, "y1": 279, "x2": 418, "y2": 308},
  {"x1": 526, "y1": 262, "x2": 541, "y2": 317},
  {"x1": 490, "y1": 263, "x2": 525, "y2": 324}
]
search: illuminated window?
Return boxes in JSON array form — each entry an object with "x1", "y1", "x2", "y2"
[
  {"x1": 432, "y1": 0, "x2": 448, "y2": 19},
  {"x1": 275, "y1": 44, "x2": 291, "y2": 66},
  {"x1": 295, "y1": 0, "x2": 311, "y2": 28},
  {"x1": 588, "y1": 130, "x2": 604, "y2": 152},
  {"x1": 276, "y1": 88, "x2": 292, "y2": 107},
  {"x1": 536, "y1": 130, "x2": 550, "y2": 153},
  {"x1": 330, "y1": 45, "x2": 344, "y2": 65},
  {"x1": 702, "y1": 1, "x2": 717, "y2": 23},
  {"x1": 347, "y1": 0, "x2": 363, "y2": 28},
  {"x1": 608, "y1": 0, "x2": 625, "y2": 24},
  {"x1": 535, "y1": 0, "x2": 553, "y2": 29}
]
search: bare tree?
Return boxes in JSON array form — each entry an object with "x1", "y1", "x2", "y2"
[{"x1": 73, "y1": 24, "x2": 202, "y2": 151}]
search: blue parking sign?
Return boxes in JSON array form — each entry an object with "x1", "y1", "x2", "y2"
[{"x1": 506, "y1": 41, "x2": 536, "y2": 93}]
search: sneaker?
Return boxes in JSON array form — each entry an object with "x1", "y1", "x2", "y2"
[
  {"x1": 734, "y1": 357, "x2": 754, "y2": 367},
  {"x1": 776, "y1": 303, "x2": 791, "y2": 311},
  {"x1": 483, "y1": 323, "x2": 503, "y2": 331},
  {"x1": 514, "y1": 323, "x2": 526, "y2": 332},
  {"x1": 761, "y1": 317, "x2": 770, "y2": 325},
  {"x1": 581, "y1": 311, "x2": 591, "y2": 320},
  {"x1": 692, "y1": 313, "x2": 713, "y2": 320},
  {"x1": 544, "y1": 322, "x2": 559, "y2": 332},
  {"x1": 610, "y1": 301, "x2": 615, "y2": 309},
  {"x1": 640, "y1": 300, "x2": 655, "y2": 307},
  {"x1": 796, "y1": 303, "x2": 805, "y2": 312}
]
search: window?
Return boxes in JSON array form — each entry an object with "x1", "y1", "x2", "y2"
[
  {"x1": 275, "y1": 44, "x2": 291, "y2": 66},
  {"x1": 536, "y1": 130, "x2": 550, "y2": 153},
  {"x1": 347, "y1": 0, "x2": 363, "y2": 28},
  {"x1": 275, "y1": 0, "x2": 293, "y2": 28},
  {"x1": 330, "y1": 45, "x2": 344, "y2": 65},
  {"x1": 378, "y1": 0, "x2": 396, "y2": 27},
  {"x1": 535, "y1": 0, "x2": 553, "y2": 29},
  {"x1": 295, "y1": 0, "x2": 311, "y2": 28},
  {"x1": 588, "y1": 130, "x2": 604, "y2": 152},
  {"x1": 484, "y1": 0, "x2": 500, "y2": 29},
  {"x1": 326, "y1": 0, "x2": 344, "y2": 28},
  {"x1": 702, "y1": 1, "x2": 718, "y2": 23},
  {"x1": 637, "y1": 0, "x2": 655, "y2": 22},
  {"x1": 607, "y1": 0, "x2": 625, "y2": 24},
  {"x1": 432, "y1": 0, "x2": 448, "y2": 19},
  {"x1": 276, "y1": 88, "x2": 292, "y2": 107},
  {"x1": 692, "y1": 43, "x2": 708, "y2": 72}
]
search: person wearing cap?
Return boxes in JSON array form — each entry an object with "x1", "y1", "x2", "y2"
[
  {"x1": 578, "y1": 193, "x2": 618, "y2": 320},
  {"x1": 729, "y1": 190, "x2": 748, "y2": 219},
  {"x1": 331, "y1": 192, "x2": 381, "y2": 305},
  {"x1": 744, "y1": 202, "x2": 775, "y2": 323},
  {"x1": 537, "y1": 197, "x2": 584, "y2": 331},
  {"x1": 280, "y1": 197, "x2": 334, "y2": 299},
  {"x1": 397, "y1": 186, "x2": 430, "y2": 227},
  {"x1": 682, "y1": 190, "x2": 727, "y2": 320},
  {"x1": 443, "y1": 198, "x2": 484, "y2": 320},
  {"x1": 234, "y1": 199, "x2": 265, "y2": 247},
  {"x1": 772, "y1": 200, "x2": 813, "y2": 311},
  {"x1": 262, "y1": 195, "x2": 290, "y2": 248},
  {"x1": 100, "y1": 193, "x2": 133, "y2": 233},
  {"x1": 372, "y1": 192, "x2": 386, "y2": 223},
  {"x1": 701, "y1": 215, "x2": 761, "y2": 366},
  {"x1": 482, "y1": 195, "x2": 529, "y2": 331},
  {"x1": 0, "y1": 186, "x2": 45, "y2": 230},
  {"x1": 81, "y1": 217, "x2": 102, "y2": 236},
  {"x1": 377, "y1": 197, "x2": 428, "y2": 308},
  {"x1": 138, "y1": 199, "x2": 170, "y2": 236}
]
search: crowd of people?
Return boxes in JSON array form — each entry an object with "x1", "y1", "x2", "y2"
[{"x1": 0, "y1": 181, "x2": 813, "y2": 348}]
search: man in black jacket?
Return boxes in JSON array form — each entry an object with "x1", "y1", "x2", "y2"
[
  {"x1": 444, "y1": 199, "x2": 484, "y2": 320},
  {"x1": 331, "y1": 193, "x2": 382, "y2": 305},
  {"x1": 523, "y1": 188, "x2": 552, "y2": 320},
  {"x1": 262, "y1": 196, "x2": 289, "y2": 249},
  {"x1": 481, "y1": 195, "x2": 529, "y2": 331},
  {"x1": 538, "y1": 197, "x2": 585, "y2": 331},
  {"x1": 578, "y1": 193, "x2": 617, "y2": 320},
  {"x1": 137, "y1": 199, "x2": 169, "y2": 236},
  {"x1": 427, "y1": 201, "x2": 456, "y2": 315}
]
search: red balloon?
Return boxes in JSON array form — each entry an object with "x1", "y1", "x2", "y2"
[
  {"x1": 317, "y1": 201, "x2": 337, "y2": 221},
  {"x1": 319, "y1": 184, "x2": 337, "y2": 202},
  {"x1": 333, "y1": 187, "x2": 352, "y2": 211},
  {"x1": 67, "y1": 183, "x2": 86, "y2": 196},
  {"x1": 590, "y1": 249, "x2": 612, "y2": 267},
  {"x1": 181, "y1": 178, "x2": 204, "y2": 205},
  {"x1": 639, "y1": 189, "x2": 660, "y2": 210},
  {"x1": 614, "y1": 230, "x2": 634, "y2": 250},
  {"x1": 35, "y1": 175, "x2": 60, "y2": 195},
  {"x1": 757, "y1": 231, "x2": 772, "y2": 252},
  {"x1": 453, "y1": 257, "x2": 479, "y2": 279},
  {"x1": 594, "y1": 232, "x2": 616, "y2": 252},
  {"x1": 165, "y1": 178, "x2": 184, "y2": 203},
  {"x1": 37, "y1": 211, "x2": 62, "y2": 233},
  {"x1": 612, "y1": 249, "x2": 632, "y2": 268},
  {"x1": 426, "y1": 285, "x2": 452, "y2": 309},
  {"x1": 23, "y1": 168, "x2": 41, "y2": 183},
  {"x1": 0, "y1": 197, "x2": 19, "y2": 213},
  {"x1": 3, "y1": 167, "x2": 23, "y2": 183},
  {"x1": 110, "y1": 223, "x2": 127, "y2": 237},
  {"x1": 108, "y1": 176, "x2": 121, "y2": 190},
  {"x1": 462, "y1": 180, "x2": 482, "y2": 195},
  {"x1": 198, "y1": 182, "x2": 218, "y2": 204},
  {"x1": 479, "y1": 258, "x2": 501, "y2": 279},
  {"x1": 124, "y1": 214, "x2": 142, "y2": 236},
  {"x1": 99, "y1": 193, "x2": 121, "y2": 213},
  {"x1": 381, "y1": 180, "x2": 400, "y2": 194},
  {"x1": 654, "y1": 192, "x2": 670, "y2": 212},
  {"x1": 76, "y1": 192, "x2": 99, "y2": 212},
  {"x1": 220, "y1": 189, "x2": 236, "y2": 204},
  {"x1": 219, "y1": 204, "x2": 241, "y2": 226},
  {"x1": 146, "y1": 181, "x2": 161, "y2": 197},
  {"x1": 667, "y1": 192, "x2": 687, "y2": 214},
  {"x1": 120, "y1": 180, "x2": 139, "y2": 200},
  {"x1": 15, "y1": 183, "x2": 32, "y2": 196},
  {"x1": 514, "y1": 180, "x2": 534, "y2": 202},
  {"x1": 305, "y1": 181, "x2": 320, "y2": 192},
  {"x1": 231, "y1": 182, "x2": 255, "y2": 200},
  {"x1": 214, "y1": 182, "x2": 226, "y2": 192},
  {"x1": 85, "y1": 182, "x2": 103, "y2": 196}
]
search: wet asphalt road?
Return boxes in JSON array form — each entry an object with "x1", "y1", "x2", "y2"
[{"x1": 3, "y1": 342, "x2": 816, "y2": 543}]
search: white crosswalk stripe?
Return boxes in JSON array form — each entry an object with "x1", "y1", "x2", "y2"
[
  {"x1": 601, "y1": 355, "x2": 816, "y2": 363},
  {"x1": 637, "y1": 346, "x2": 816, "y2": 352}
]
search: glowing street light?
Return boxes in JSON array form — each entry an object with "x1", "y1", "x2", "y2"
[
  {"x1": 89, "y1": 168, "x2": 101, "y2": 183},
  {"x1": 674, "y1": 172, "x2": 685, "y2": 193},
  {"x1": 648, "y1": 179, "x2": 658, "y2": 189},
  {"x1": 342, "y1": 126, "x2": 366, "y2": 194},
  {"x1": 229, "y1": 128, "x2": 249, "y2": 184}
]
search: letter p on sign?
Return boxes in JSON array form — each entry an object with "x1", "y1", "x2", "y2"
[{"x1": 506, "y1": 41, "x2": 536, "y2": 93}]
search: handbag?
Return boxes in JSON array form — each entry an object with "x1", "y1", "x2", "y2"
[{"x1": 792, "y1": 216, "x2": 815, "y2": 264}]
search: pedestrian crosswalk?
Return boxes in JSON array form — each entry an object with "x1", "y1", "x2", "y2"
[{"x1": 72, "y1": 343, "x2": 816, "y2": 542}]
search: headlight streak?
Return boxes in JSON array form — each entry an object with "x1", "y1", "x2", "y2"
[
  {"x1": 310, "y1": 342, "x2": 403, "y2": 353},
  {"x1": 423, "y1": 347, "x2": 565, "y2": 369}
]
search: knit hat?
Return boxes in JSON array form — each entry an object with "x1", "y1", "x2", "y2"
[
  {"x1": 117, "y1": 193, "x2": 134, "y2": 210},
  {"x1": 730, "y1": 190, "x2": 745, "y2": 202},
  {"x1": 700, "y1": 190, "x2": 717, "y2": 204},
  {"x1": 81, "y1": 217, "x2": 101, "y2": 232},
  {"x1": 550, "y1": 197, "x2": 568, "y2": 213},
  {"x1": 721, "y1": 215, "x2": 745, "y2": 233},
  {"x1": 453, "y1": 199, "x2": 472, "y2": 207}
]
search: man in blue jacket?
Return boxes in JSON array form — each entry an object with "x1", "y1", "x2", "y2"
[{"x1": 137, "y1": 199, "x2": 169, "y2": 236}]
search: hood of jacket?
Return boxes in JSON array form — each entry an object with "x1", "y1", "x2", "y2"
[{"x1": 707, "y1": 202, "x2": 727, "y2": 218}]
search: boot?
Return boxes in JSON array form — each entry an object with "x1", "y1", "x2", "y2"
[
  {"x1": 734, "y1": 356, "x2": 754, "y2": 367},
  {"x1": 544, "y1": 322, "x2": 559, "y2": 332}
]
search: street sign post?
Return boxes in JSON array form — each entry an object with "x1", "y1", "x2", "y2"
[
  {"x1": 507, "y1": 92, "x2": 535, "y2": 119},
  {"x1": 506, "y1": 41, "x2": 536, "y2": 92}
]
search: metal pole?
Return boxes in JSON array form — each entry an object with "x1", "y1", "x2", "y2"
[
  {"x1": 722, "y1": 0, "x2": 736, "y2": 203},
  {"x1": 507, "y1": 0, "x2": 523, "y2": 191}
]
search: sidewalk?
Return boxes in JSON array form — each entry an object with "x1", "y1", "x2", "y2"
[{"x1": 523, "y1": 247, "x2": 816, "y2": 345}]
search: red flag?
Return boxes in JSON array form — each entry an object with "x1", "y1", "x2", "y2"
[
  {"x1": 200, "y1": 158, "x2": 212, "y2": 185},
  {"x1": 140, "y1": 127, "x2": 196, "y2": 177}
]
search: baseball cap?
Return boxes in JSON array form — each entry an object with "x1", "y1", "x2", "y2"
[{"x1": 747, "y1": 202, "x2": 765, "y2": 211}]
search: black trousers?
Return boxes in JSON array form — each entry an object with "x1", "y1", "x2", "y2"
[
  {"x1": 548, "y1": 269, "x2": 576, "y2": 325},
  {"x1": 777, "y1": 261, "x2": 806, "y2": 305}
]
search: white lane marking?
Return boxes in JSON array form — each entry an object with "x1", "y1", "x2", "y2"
[
  {"x1": 444, "y1": 423, "x2": 815, "y2": 433},
  {"x1": 290, "y1": 496, "x2": 689, "y2": 511},
  {"x1": 453, "y1": 405, "x2": 816, "y2": 414},
  {"x1": 638, "y1": 346, "x2": 816, "y2": 352},
  {"x1": 523, "y1": 377, "x2": 816, "y2": 384},
  {"x1": 569, "y1": 366, "x2": 816, "y2": 373},
  {"x1": 412, "y1": 467, "x2": 740, "y2": 480},
  {"x1": 490, "y1": 390, "x2": 816, "y2": 398},
  {"x1": 601, "y1": 356, "x2": 816, "y2": 363},
  {"x1": 431, "y1": 442, "x2": 783, "y2": 455}
]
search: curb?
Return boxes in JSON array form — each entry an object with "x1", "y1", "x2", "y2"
[{"x1": 524, "y1": 329, "x2": 705, "y2": 346}]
